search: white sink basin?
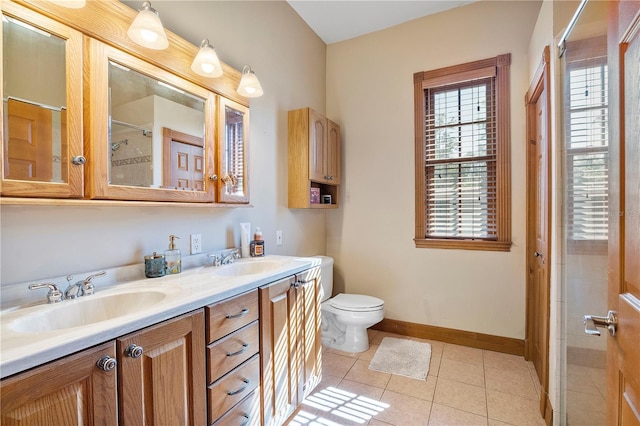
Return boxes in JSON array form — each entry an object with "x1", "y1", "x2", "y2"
[
  {"x1": 9, "y1": 290, "x2": 169, "y2": 333},
  {"x1": 213, "y1": 260, "x2": 287, "y2": 277}
]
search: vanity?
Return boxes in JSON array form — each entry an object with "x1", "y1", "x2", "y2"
[{"x1": 0, "y1": 256, "x2": 322, "y2": 425}]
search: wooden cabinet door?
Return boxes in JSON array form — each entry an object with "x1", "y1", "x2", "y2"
[
  {"x1": 117, "y1": 310, "x2": 206, "y2": 426},
  {"x1": 0, "y1": 2, "x2": 84, "y2": 198},
  {"x1": 260, "y1": 276, "x2": 298, "y2": 426},
  {"x1": 308, "y1": 109, "x2": 327, "y2": 183},
  {"x1": 218, "y1": 97, "x2": 250, "y2": 203},
  {"x1": 295, "y1": 268, "x2": 322, "y2": 401},
  {"x1": 327, "y1": 120, "x2": 341, "y2": 185},
  {"x1": 0, "y1": 341, "x2": 118, "y2": 425}
]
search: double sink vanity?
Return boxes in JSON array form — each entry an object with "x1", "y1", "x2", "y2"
[{"x1": 0, "y1": 255, "x2": 323, "y2": 425}]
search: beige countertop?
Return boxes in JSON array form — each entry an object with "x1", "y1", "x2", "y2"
[{"x1": 0, "y1": 255, "x2": 319, "y2": 379}]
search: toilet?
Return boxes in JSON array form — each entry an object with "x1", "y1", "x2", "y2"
[{"x1": 316, "y1": 256, "x2": 384, "y2": 353}]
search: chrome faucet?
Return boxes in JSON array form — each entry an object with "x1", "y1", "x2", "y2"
[
  {"x1": 220, "y1": 249, "x2": 240, "y2": 265},
  {"x1": 64, "y1": 271, "x2": 106, "y2": 300},
  {"x1": 207, "y1": 253, "x2": 221, "y2": 267}
]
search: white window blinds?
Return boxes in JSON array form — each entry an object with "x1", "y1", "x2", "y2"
[
  {"x1": 567, "y1": 62, "x2": 608, "y2": 241},
  {"x1": 424, "y1": 78, "x2": 497, "y2": 239}
]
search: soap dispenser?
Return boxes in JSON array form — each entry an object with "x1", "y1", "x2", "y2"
[{"x1": 165, "y1": 235, "x2": 181, "y2": 274}]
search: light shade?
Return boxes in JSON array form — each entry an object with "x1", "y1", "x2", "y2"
[
  {"x1": 191, "y1": 39, "x2": 223, "y2": 78},
  {"x1": 127, "y1": 1, "x2": 169, "y2": 50},
  {"x1": 237, "y1": 65, "x2": 264, "y2": 98},
  {"x1": 51, "y1": 0, "x2": 86, "y2": 8}
]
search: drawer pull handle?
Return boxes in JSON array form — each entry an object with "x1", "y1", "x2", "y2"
[
  {"x1": 227, "y1": 342, "x2": 249, "y2": 357},
  {"x1": 240, "y1": 414, "x2": 250, "y2": 426},
  {"x1": 227, "y1": 378, "x2": 250, "y2": 396},
  {"x1": 226, "y1": 308, "x2": 249, "y2": 319}
]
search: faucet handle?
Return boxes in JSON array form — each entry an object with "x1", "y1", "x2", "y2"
[
  {"x1": 82, "y1": 271, "x2": 106, "y2": 295},
  {"x1": 29, "y1": 283, "x2": 63, "y2": 304},
  {"x1": 207, "y1": 253, "x2": 221, "y2": 267}
]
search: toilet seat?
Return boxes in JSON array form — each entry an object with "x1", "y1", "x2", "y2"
[{"x1": 329, "y1": 293, "x2": 384, "y2": 312}]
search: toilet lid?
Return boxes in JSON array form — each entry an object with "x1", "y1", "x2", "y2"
[{"x1": 330, "y1": 293, "x2": 384, "y2": 311}]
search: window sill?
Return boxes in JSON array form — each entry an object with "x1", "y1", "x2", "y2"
[{"x1": 414, "y1": 238, "x2": 512, "y2": 252}]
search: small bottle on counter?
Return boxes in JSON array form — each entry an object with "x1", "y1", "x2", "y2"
[
  {"x1": 165, "y1": 235, "x2": 182, "y2": 274},
  {"x1": 250, "y1": 227, "x2": 265, "y2": 257}
]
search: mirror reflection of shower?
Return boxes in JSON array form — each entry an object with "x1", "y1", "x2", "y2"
[{"x1": 109, "y1": 121, "x2": 153, "y2": 187}]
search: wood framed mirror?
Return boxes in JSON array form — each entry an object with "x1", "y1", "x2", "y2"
[{"x1": 85, "y1": 38, "x2": 217, "y2": 202}]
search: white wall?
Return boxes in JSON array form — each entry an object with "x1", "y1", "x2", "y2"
[
  {"x1": 0, "y1": 1, "x2": 328, "y2": 287},
  {"x1": 326, "y1": 0, "x2": 542, "y2": 339}
]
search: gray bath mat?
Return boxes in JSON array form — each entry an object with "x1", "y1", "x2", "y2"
[{"x1": 368, "y1": 337, "x2": 431, "y2": 380}]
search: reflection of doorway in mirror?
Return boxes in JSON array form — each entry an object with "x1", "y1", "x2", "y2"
[
  {"x1": 162, "y1": 128, "x2": 204, "y2": 191},
  {"x1": 5, "y1": 99, "x2": 53, "y2": 181}
]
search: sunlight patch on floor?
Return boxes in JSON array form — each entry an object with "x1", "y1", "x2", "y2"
[{"x1": 289, "y1": 386, "x2": 389, "y2": 425}]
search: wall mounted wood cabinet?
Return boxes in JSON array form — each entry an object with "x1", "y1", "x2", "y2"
[
  {"x1": 0, "y1": 1, "x2": 84, "y2": 198},
  {"x1": 0, "y1": 0, "x2": 252, "y2": 205},
  {"x1": 288, "y1": 107, "x2": 341, "y2": 209}
]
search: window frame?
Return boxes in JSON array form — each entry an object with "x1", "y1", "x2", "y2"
[{"x1": 414, "y1": 54, "x2": 512, "y2": 251}]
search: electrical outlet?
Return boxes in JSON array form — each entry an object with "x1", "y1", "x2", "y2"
[
  {"x1": 276, "y1": 230, "x2": 283, "y2": 246},
  {"x1": 190, "y1": 234, "x2": 202, "y2": 254}
]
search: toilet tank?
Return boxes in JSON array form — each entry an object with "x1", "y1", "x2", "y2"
[{"x1": 314, "y1": 256, "x2": 334, "y2": 302}]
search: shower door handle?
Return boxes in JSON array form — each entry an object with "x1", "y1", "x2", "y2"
[{"x1": 583, "y1": 310, "x2": 617, "y2": 336}]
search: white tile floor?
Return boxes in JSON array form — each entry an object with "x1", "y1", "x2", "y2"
[{"x1": 288, "y1": 331, "x2": 546, "y2": 426}]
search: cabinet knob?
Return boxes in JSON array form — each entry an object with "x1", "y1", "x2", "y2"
[
  {"x1": 209, "y1": 174, "x2": 218, "y2": 181},
  {"x1": 125, "y1": 344, "x2": 144, "y2": 359},
  {"x1": 71, "y1": 155, "x2": 87, "y2": 165},
  {"x1": 96, "y1": 355, "x2": 117, "y2": 371}
]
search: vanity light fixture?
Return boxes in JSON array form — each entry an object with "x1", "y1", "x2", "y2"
[
  {"x1": 51, "y1": 0, "x2": 86, "y2": 8},
  {"x1": 191, "y1": 39, "x2": 223, "y2": 78},
  {"x1": 127, "y1": 1, "x2": 169, "y2": 50},
  {"x1": 236, "y1": 65, "x2": 264, "y2": 98}
]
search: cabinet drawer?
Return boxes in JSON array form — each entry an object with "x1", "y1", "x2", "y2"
[
  {"x1": 208, "y1": 355, "x2": 260, "y2": 424},
  {"x1": 212, "y1": 388, "x2": 260, "y2": 426},
  {"x1": 208, "y1": 320, "x2": 259, "y2": 383},
  {"x1": 207, "y1": 289, "x2": 259, "y2": 343}
]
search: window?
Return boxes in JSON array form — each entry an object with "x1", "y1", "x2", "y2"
[
  {"x1": 565, "y1": 37, "x2": 608, "y2": 253},
  {"x1": 414, "y1": 54, "x2": 512, "y2": 251}
]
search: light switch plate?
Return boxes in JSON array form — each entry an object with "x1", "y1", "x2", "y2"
[{"x1": 276, "y1": 230, "x2": 283, "y2": 246}]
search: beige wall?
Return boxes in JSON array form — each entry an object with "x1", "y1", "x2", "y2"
[
  {"x1": 0, "y1": 1, "x2": 327, "y2": 286},
  {"x1": 326, "y1": 0, "x2": 542, "y2": 339}
]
